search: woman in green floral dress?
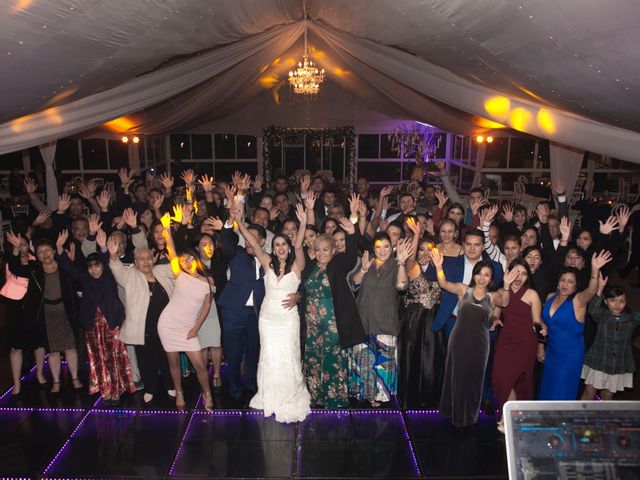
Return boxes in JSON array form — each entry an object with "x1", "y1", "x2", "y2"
[{"x1": 302, "y1": 220, "x2": 366, "y2": 409}]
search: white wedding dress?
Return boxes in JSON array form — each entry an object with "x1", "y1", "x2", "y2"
[{"x1": 249, "y1": 269, "x2": 311, "y2": 423}]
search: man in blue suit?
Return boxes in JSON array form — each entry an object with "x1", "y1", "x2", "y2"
[
  {"x1": 217, "y1": 222, "x2": 267, "y2": 401},
  {"x1": 426, "y1": 228, "x2": 504, "y2": 338}
]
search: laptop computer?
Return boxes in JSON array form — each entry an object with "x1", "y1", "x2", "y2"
[{"x1": 503, "y1": 400, "x2": 640, "y2": 480}]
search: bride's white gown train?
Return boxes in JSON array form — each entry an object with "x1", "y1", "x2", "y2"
[{"x1": 249, "y1": 269, "x2": 311, "y2": 423}]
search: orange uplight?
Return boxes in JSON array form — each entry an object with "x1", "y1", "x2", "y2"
[
  {"x1": 104, "y1": 116, "x2": 137, "y2": 132},
  {"x1": 536, "y1": 108, "x2": 556, "y2": 134},
  {"x1": 121, "y1": 136, "x2": 129, "y2": 143},
  {"x1": 132, "y1": 136, "x2": 140, "y2": 144},
  {"x1": 486, "y1": 136, "x2": 494, "y2": 143},
  {"x1": 476, "y1": 135, "x2": 485, "y2": 143},
  {"x1": 508, "y1": 107, "x2": 533, "y2": 132},
  {"x1": 484, "y1": 96, "x2": 511, "y2": 122}
]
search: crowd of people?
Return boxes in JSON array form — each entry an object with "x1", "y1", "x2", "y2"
[{"x1": 2, "y1": 161, "x2": 639, "y2": 429}]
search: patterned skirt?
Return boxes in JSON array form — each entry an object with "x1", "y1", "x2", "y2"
[
  {"x1": 348, "y1": 334, "x2": 398, "y2": 403},
  {"x1": 85, "y1": 309, "x2": 136, "y2": 399}
]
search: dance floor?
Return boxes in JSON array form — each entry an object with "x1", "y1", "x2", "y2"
[{"x1": 0, "y1": 364, "x2": 508, "y2": 479}]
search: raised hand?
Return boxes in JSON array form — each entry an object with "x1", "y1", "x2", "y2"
[
  {"x1": 57, "y1": 193, "x2": 71, "y2": 213},
  {"x1": 181, "y1": 203, "x2": 194, "y2": 225},
  {"x1": 107, "y1": 235, "x2": 120, "y2": 256},
  {"x1": 67, "y1": 242, "x2": 76, "y2": 262},
  {"x1": 97, "y1": 190, "x2": 110, "y2": 211},
  {"x1": 425, "y1": 218, "x2": 435, "y2": 235},
  {"x1": 33, "y1": 210, "x2": 51, "y2": 227},
  {"x1": 470, "y1": 195, "x2": 487, "y2": 215},
  {"x1": 615, "y1": 205, "x2": 630, "y2": 232},
  {"x1": 88, "y1": 213, "x2": 103, "y2": 235},
  {"x1": 122, "y1": 208, "x2": 138, "y2": 228},
  {"x1": 204, "y1": 217, "x2": 223, "y2": 231},
  {"x1": 96, "y1": 229, "x2": 107, "y2": 249},
  {"x1": 360, "y1": 250, "x2": 373, "y2": 272},
  {"x1": 236, "y1": 173, "x2": 251, "y2": 194},
  {"x1": 597, "y1": 271, "x2": 608, "y2": 296},
  {"x1": 152, "y1": 193, "x2": 164, "y2": 211},
  {"x1": 380, "y1": 185, "x2": 393, "y2": 199},
  {"x1": 269, "y1": 205, "x2": 279, "y2": 221},
  {"x1": 379, "y1": 217, "x2": 389, "y2": 232},
  {"x1": 5, "y1": 231, "x2": 22, "y2": 250},
  {"x1": 348, "y1": 193, "x2": 360, "y2": 218},
  {"x1": 535, "y1": 203, "x2": 549, "y2": 223},
  {"x1": 159, "y1": 172, "x2": 174, "y2": 191},
  {"x1": 502, "y1": 203, "x2": 514, "y2": 222},
  {"x1": 198, "y1": 175, "x2": 214, "y2": 192},
  {"x1": 591, "y1": 250, "x2": 613, "y2": 271},
  {"x1": 405, "y1": 216, "x2": 421, "y2": 237},
  {"x1": 295, "y1": 203, "x2": 306, "y2": 225},
  {"x1": 222, "y1": 184, "x2": 235, "y2": 206},
  {"x1": 396, "y1": 238, "x2": 415, "y2": 264},
  {"x1": 118, "y1": 168, "x2": 134, "y2": 189},
  {"x1": 338, "y1": 216, "x2": 355, "y2": 235},
  {"x1": 552, "y1": 179, "x2": 565, "y2": 196},
  {"x1": 435, "y1": 187, "x2": 448, "y2": 209},
  {"x1": 171, "y1": 205, "x2": 183, "y2": 224},
  {"x1": 300, "y1": 174, "x2": 311, "y2": 193},
  {"x1": 56, "y1": 229, "x2": 69, "y2": 252},
  {"x1": 180, "y1": 169, "x2": 195, "y2": 187},
  {"x1": 598, "y1": 216, "x2": 619, "y2": 235},
  {"x1": 24, "y1": 177, "x2": 38, "y2": 195},
  {"x1": 304, "y1": 190, "x2": 317, "y2": 210},
  {"x1": 253, "y1": 174, "x2": 264, "y2": 191},
  {"x1": 559, "y1": 216, "x2": 571, "y2": 240},
  {"x1": 357, "y1": 199, "x2": 367, "y2": 218},
  {"x1": 160, "y1": 212, "x2": 172, "y2": 229},
  {"x1": 431, "y1": 246, "x2": 444, "y2": 269},
  {"x1": 503, "y1": 267, "x2": 520, "y2": 288},
  {"x1": 480, "y1": 204, "x2": 498, "y2": 225}
]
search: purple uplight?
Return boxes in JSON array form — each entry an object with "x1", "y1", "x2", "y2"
[
  {"x1": 398, "y1": 411, "x2": 423, "y2": 477},
  {"x1": 41, "y1": 396, "x2": 103, "y2": 475},
  {"x1": 168, "y1": 411, "x2": 198, "y2": 475}
]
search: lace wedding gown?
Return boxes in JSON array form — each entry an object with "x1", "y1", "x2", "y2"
[{"x1": 249, "y1": 269, "x2": 311, "y2": 422}]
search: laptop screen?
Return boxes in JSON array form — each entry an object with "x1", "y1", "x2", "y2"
[{"x1": 504, "y1": 401, "x2": 640, "y2": 480}]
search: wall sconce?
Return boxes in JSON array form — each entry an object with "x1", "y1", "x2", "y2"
[
  {"x1": 486, "y1": 136, "x2": 494, "y2": 143},
  {"x1": 132, "y1": 136, "x2": 140, "y2": 144},
  {"x1": 121, "y1": 136, "x2": 129, "y2": 143},
  {"x1": 476, "y1": 135, "x2": 484, "y2": 143}
]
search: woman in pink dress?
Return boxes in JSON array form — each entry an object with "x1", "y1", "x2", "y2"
[{"x1": 157, "y1": 213, "x2": 214, "y2": 411}]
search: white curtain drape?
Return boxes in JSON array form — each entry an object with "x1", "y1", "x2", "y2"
[
  {"x1": 472, "y1": 143, "x2": 487, "y2": 188},
  {"x1": 0, "y1": 23, "x2": 303, "y2": 155},
  {"x1": 309, "y1": 23, "x2": 640, "y2": 165},
  {"x1": 38, "y1": 141, "x2": 59, "y2": 210},
  {"x1": 549, "y1": 142, "x2": 585, "y2": 200}
]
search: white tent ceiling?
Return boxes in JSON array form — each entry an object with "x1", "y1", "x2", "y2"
[{"x1": 1, "y1": 0, "x2": 640, "y2": 162}]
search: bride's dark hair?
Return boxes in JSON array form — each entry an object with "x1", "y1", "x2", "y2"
[{"x1": 270, "y1": 234, "x2": 295, "y2": 277}]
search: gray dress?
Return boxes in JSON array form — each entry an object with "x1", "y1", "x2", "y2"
[
  {"x1": 439, "y1": 287, "x2": 492, "y2": 428},
  {"x1": 43, "y1": 270, "x2": 76, "y2": 352}
]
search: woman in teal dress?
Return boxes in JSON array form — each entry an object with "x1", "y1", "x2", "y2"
[
  {"x1": 539, "y1": 251, "x2": 612, "y2": 400},
  {"x1": 302, "y1": 219, "x2": 366, "y2": 409}
]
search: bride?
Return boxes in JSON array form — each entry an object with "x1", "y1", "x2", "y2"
[{"x1": 233, "y1": 202, "x2": 311, "y2": 423}]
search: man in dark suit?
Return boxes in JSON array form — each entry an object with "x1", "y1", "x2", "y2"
[
  {"x1": 217, "y1": 222, "x2": 267, "y2": 401},
  {"x1": 426, "y1": 228, "x2": 504, "y2": 338}
]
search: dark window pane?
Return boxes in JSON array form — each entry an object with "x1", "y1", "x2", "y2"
[
  {"x1": 463, "y1": 137, "x2": 471, "y2": 161},
  {"x1": 214, "y1": 162, "x2": 257, "y2": 180},
  {"x1": 191, "y1": 134, "x2": 212, "y2": 159},
  {"x1": 82, "y1": 139, "x2": 108, "y2": 169},
  {"x1": 29, "y1": 146, "x2": 44, "y2": 171},
  {"x1": 284, "y1": 134, "x2": 304, "y2": 145},
  {"x1": 0, "y1": 150, "x2": 22, "y2": 170},
  {"x1": 182, "y1": 162, "x2": 213, "y2": 177},
  {"x1": 380, "y1": 134, "x2": 400, "y2": 158},
  {"x1": 536, "y1": 141, "x2": 550, "y2": 169},
  {"x1": 356, "y1": 161, "x2": 402, "y2": 182},
  {"x1": 449, "y1": 164, "x2": 460, "y2": 187},
  {"x1": 509, "y1": 138, "x2": 535, "y2": 168},
  {"x1": 434, "y1": 133, "x2": 447, "y2": 159},
  {"x1": 453, "y1": 136, "x2": 463, "y2": 159},
  {"x1": 170, "y1": 133, "x2": 191, "y2": 160},
  {"x1": 484, "y1": 137, "x2": 508, "y2": 168},
  {"x1": 55, "y1": 139, "x2": 80, "y2": 170},
  {"x1": 268, "y1": 137, "x2": 283, "y2": 172},
  {"x1": 237, "y1": 135, "x2": 257, "y2": 159},
  {"x1": 284, "y1": 146, "x2": 304, "y2": 177},
  {"x1": 461, "y1": 168, "x2": 475, "y2": 192},
  {"x1": 401, "y1": 161, "x2": 419, "y2": 181},
  {"x1": 324, "y1": 145, "x2": 345, "y2": 181},
  {"x1": 108, "y1": 139, "x2": 129, "y2": 170},
  {"x1": 306, "y1": 134, "x2": 322, "y2": 172},
  {"x1": 214, "y1": 134, "x2": 235, "y2": 159},
  {"x1": 358, "y1": 134, "x2": 379, "y2": 158}
]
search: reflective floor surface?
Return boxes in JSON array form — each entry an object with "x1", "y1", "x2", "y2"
[{"x1": 0, "y1": 363, "x2": 508, "y2": 479}]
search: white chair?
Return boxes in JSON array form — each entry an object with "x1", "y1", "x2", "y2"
[
  {"x1": 11, "y1": 205, "x2": 29, "y2": 216},
  {"x1": 517, "y1": 175, "x2": 529, "y2": 184},
  {"x1": 513, "y1": 181, "x2": 525, "y2": 204}
]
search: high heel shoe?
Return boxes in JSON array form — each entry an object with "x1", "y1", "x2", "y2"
[
  {"x1": 50, "y1": 381, "x2": 61, "y2": 394},
  {"x1": 72, "y1": 377, "x2": 83, "y2": 391},
  {"x1": 203, "y1": 391, "x2": 213, "y2": 412},
  {"x1": 212, "y1": 376, "x2": 222, "y2": 393},
  {"x1": 175, "y1": 390, "x2": 186, "y2": 410}
]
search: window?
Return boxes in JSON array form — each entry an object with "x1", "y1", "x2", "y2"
[
  {"x1": 509, "y1": 138, "x2": 535, "y2": 168},
  {"x1": 484, "y1": 137, "x2": 508, "y2": 168},
  {"x1": 107, "y1": 140, "x2": 129, "y2": 170},
  {"x1": 236, "y1": 135, "x2": 257, "y2": 159},
  {"x1": 55, "y1": 139, "x2": 80, "y2": 170},
  {"x1": 0, "y1": 150, "x2": 22, "y2": 170},
  {"x1": 536, "y1": 140, "x2": 550, "y2": 169},
  {"x1": 170, "y1": 133, "x2": 191, "y2": 160},
  {"x1": 214, "y1": 134, "x2": 235, "y2": 159},
  {"x1": 214, "y1": 161, "x2": 257, "y2": 180},
  {"x1": 191, "y1": 134, "x2": 213, "y2": 159},
  {"x1": 358, "y1": 134, "x2": 379, "y2": 158},
  {"x1": 357, "y1": 162, "x2": 402, "y2": 182},
  {"x1": 29, "y1": 147, "x2": 44, "y2": 171},
  {"x1": 380, "y1": 134, "x2": 399, "y2": 158},
  {"x1": 82, "y1": 139, "x2": 108, "y2": 169}
]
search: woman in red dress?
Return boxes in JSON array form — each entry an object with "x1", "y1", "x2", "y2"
[{"x1": 491, "y1": 259, "x2": 547, "y2": 432}]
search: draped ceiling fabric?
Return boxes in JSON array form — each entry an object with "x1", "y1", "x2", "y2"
[{"x1": 1, "y1": 0, "x2": 640, "y2": 165}]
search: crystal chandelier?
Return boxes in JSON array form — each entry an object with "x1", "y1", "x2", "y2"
[{"x1": 288, "y1": 18, "x2": 325, "y2": 96}]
